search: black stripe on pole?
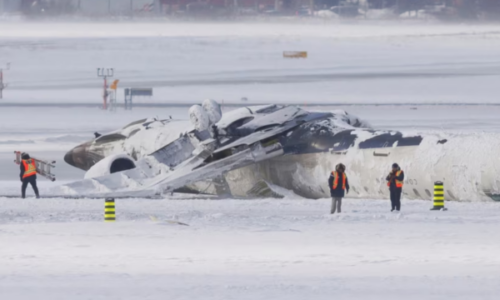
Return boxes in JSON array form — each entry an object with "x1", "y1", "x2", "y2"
[{"x1": 105, "y1": 197, "x2": 116, "y2": 221}]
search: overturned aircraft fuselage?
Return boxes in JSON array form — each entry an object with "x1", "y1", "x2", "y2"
[{"x1": 61, "y1": 102, "x2": 500, "y2": 201}]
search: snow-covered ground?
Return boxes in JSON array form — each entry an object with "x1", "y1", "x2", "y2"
[
  {"x1": 1, "y1": 22, "x2": 500, "y2": 104},
  {"x1": 1, "y1": 197, "x2": 500, "y2": 299}
]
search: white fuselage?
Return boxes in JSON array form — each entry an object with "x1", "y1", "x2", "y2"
[{"x1": 221, "y1": 132, "x2": 500, "y2": 202}]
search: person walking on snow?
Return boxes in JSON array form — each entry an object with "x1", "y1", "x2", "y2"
[
  {"x1": 328, "y1": 163, "x2": 349, "y2": 214},
  {"x1": 386, "y1": 163, "x2": 404, "y2": 211},
  {"x1": 20, "y1": 152, "x2": 40, "y2": 199}
]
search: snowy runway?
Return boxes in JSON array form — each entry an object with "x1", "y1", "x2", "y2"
[
  {"x1": 1, "y1": 198, "x2": 500, "y2": 299},
  {"x1": 2, "y1": 22, "x2": 500, "y2": 105}
]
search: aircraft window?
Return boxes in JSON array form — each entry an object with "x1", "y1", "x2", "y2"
[
  {"x1": 425, "y1": 189, "x2": 432, "y2": 197},
  {"x1": 413, "y1": 189, "x2": 421, "y2": 198},
  {"x1": 397, "y1": 136, "x2": 423, "y2": 147},
  {"x1": 123, "y1": 118, "x2": 147, "y2": 129},
  {"x1": 95, "y1": 133, "x2": 126, "y2": 145}
]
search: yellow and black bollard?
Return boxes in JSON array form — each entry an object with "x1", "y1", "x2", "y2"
[
  {"x1": 431, "y1": 181, "x2": 447, "y2": 211},
  {"x1": 104, "y1": 197, "x2": 116, "y2": 222}
]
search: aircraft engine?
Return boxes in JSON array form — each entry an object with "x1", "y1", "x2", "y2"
[
  {"x1": 202, "y1": 99, "x2": 222, "y2": 125},
  {"x1": 189, "y1": 104, "x2": 210, "y2": 131},
  {"x1": 84, "y1": 153, "x2": 136, "y2": 179}
]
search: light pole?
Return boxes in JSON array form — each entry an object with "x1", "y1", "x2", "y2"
[
  {"x1": 0, "y1": 63, "x2": 10, "y2": 100},
  {"x1": 97, "y1": 68, "x2": 114, "y2": 110}
]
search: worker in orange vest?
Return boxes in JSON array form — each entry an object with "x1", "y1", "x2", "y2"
[
  {"x1": 328, "y1": 163, "x2": 349, "y2": 214},
  {"x1": 386, "y1": 163, "x2": 404, "y2": 211},
  {"x1": 20, "y1": 153, "x2": 40, "y2": 199}
]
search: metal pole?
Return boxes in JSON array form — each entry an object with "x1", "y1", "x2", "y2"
[
  {"x1": 103, "y1": 76, "x2": 108, "y2": 110},
  {"x1": 97, "y1": 68, "x2": 113, "y2": 110}
]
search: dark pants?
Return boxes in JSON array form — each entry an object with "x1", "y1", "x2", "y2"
[
  {"x1": 390, "y1": 188, "x2": 402, "y2": 211},
  {"x1": 22, "y1": 175, "x2": 39, "y2": 198}
]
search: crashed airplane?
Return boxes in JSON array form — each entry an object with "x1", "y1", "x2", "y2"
[{"x1": 57, "y1": 100, "x2": 500, "y2": 201}]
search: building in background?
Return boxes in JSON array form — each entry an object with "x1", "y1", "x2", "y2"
[
  {"x1": 0, "y1": 0, "x2": 499, "y2": 19},
  {"x1": 77, "y1": 0, "x2": 159, "y2": 16},
  {"x1": 1, "y1": 0, "x2": 160, "y2": 17}
]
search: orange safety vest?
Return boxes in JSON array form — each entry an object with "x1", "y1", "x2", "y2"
[
  {"x1": 387, "y1": 170, "x2": 403, "y2": 188},
  {"x1": 22, "y1": 159, "x2": 37, "y2": 179},
  {"x1": 332, "y1": 171, "x2": 346, "y2": 190}
]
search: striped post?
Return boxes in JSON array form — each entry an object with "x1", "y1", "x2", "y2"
[
  {"x1": 105, "y1": 197, "x2": 116, "y2": 222},
  {"x1": 431, "y1": 181, "x2": 447, "y2": 211}
]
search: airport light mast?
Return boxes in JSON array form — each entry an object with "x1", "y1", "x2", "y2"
[{"x1": 97, "y1": 68, "x2": 114, "y2": 110}]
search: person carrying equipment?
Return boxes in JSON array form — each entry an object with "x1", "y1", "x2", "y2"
[
  {"x1": 328, "y1": 163, "x2": 349, "y2": 214},
  {"x1": 20, "y1": 152, "x2": 40, "y2": 199},
  {"x1": 386, "y1": 163, "x2": 404, "y2": 211}
]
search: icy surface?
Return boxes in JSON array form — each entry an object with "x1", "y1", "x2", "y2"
[
  {"x1": 1, "y1": 23, "x2": 500, "y2": 104},
  {"x1": 0, "y1": 197, "x2": 500, "y2": 299}
]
